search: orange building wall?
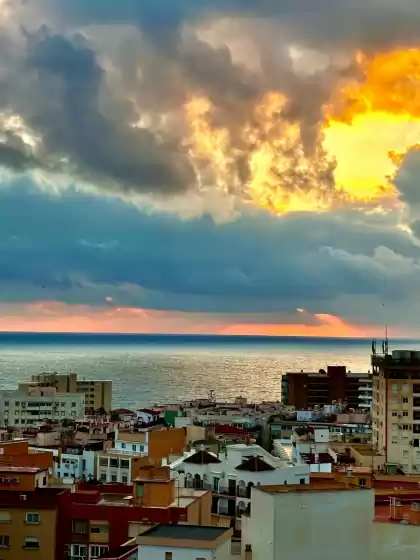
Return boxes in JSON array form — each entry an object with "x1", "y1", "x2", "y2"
[
  {"x1": 148, "y1": 429, "x2": 185, "y2": 461},
  {"x1": 1, "y1": 452, "x2": 54, "y2": 470},
  {"x1": 199, "y1": 491, "x2": 212, "y2": 526},
  {"x1": 0, "y1": 472, "x2": 40, "y2": 492},
  {"x1": 0, "y1": 441, "x2": 30, "y2": 455}
]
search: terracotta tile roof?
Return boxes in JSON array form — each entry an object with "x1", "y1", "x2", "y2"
[
  {"x1": 235, "y1": 456, "x2": 275, "y2": 472},
  {"x1": 183, "y1": 450, "x2": 221, "y2": 464}
]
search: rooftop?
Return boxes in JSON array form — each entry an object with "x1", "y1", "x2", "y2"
[
  {"x1": 97, "y1": 545, "x2": 138, "y2": 559},
  {"x1": 139, "y1": 524, "x2": 229, "y2": 541},
  {"x1": 257, "y1": 482, "x2": 364, "y2": 494},
  {"x1": 183, "y1": 450, "x2": 221, "y2": 465},
  {"x1": 236, "y1": 456, "x2": 275, "y2": 472},
  {"x1": 0, "y1": 466, "x2": 47, "y2": 474}
]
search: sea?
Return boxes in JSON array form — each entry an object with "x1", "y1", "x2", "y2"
[{"x1": 0, "y1": 333, "x2": 419, "y2": 409}]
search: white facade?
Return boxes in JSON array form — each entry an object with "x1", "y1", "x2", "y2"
[
  {"x1": 56, "y1": 449, "x2": 96, "y2": 481},
  {"x1": 137, "y1": 539, "x2": 231, "y2": 560},
  {"x1": 114, "y1": 430, "x2": 148, "y2": 456},
  {"x1": 0, "y1": 390, "x2": 85, "y2": 427},
  {"x1": 242, "y1": 485, "x2": 374, "y2": 560},
  {"x1": 97, "y1": 451, "x2": 133, "y2": 484},
  {"x1": 170, "y1": 444, "x2": 310, "y2": 516}
]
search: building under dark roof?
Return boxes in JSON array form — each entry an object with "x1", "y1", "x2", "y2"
[
  {"x1": 183, "y1": 450, "x2": 221, "y2": 464},
  {"x1": 139, "y1": 524, "x2": 229, "y2": 541},
  {"x1": 235, "y1": 456, "x2": 275, "y2": 472}
]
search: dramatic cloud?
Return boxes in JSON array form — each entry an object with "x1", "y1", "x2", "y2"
[
  {"x1": 0, "y1": 0, "x2": 419, "y2": 220},
  {"x1": 0, "y1": 1, "x2": 418, "y2": 333}
]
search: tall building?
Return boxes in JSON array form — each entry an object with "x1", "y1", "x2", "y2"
[
  {"x1": 372, "y1": 349, "x2": 420, "y2": 473},
  {"x1": 0, "y1": 388, "x2": 85, "y2": 428},
  {"x1": 19, "y1": 373, "x2": 112, "y2": 412},
  {"x1": 281, "y1": 365, "x2": 372, "y2": 409}
]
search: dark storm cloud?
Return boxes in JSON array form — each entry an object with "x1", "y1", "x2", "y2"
[
  {"x1": 0, "y1": 179, "x2": 419, "y2": 328},
  {"x1": 52, "y1": 0, "x2": 420, "y2": 51},
  {"x1": 0, "y1": 27, "x2": 194, "y2": 195}
]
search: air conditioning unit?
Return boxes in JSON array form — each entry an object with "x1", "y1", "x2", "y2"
[{"x1": 20, "y1": 495, "x2": 27, "y2": 501}]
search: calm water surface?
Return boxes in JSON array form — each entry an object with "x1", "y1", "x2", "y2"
[{"x1": 0, "y1": 334, "x2": 418, "y2": 408}]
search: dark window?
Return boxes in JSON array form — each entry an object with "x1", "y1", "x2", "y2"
[
  {"x1": 72, "y1": 520, "x2": 88, "y2": 535},
  {"x1": 413, "y1": 411, "x2": 420, "y2": 420},
  {"x1": 300, "y1": 478, "x2": 306, "y2": 485}
]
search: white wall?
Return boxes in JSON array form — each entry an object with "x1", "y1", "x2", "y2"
[
  {"x1": 272, "y1": 488, "x2": 373, "y2": 560},
  {"x1": 373, "y1": 522, "x2": 420, "y2": 560},
  {"x1": 137, "y1": 541, "x2": 231, "y2": 560},
  {"x1": 242, "y1": 489, "x2": 274, "y2": 560}
]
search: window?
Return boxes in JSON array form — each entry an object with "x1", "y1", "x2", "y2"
[
  {"x1": 122, "y1": 476, "x2": 128, "y2": 484},
  {"x1": 403, "y1": 397, "x2": 409, "y2": 404},
  {"x1": 111, "y1": 474, "x2": 117, "y2": 482},
  {"x1": 99, "y1": 457, "x2": 108, "y2": 467},
  {"x1": 0, "y1": 535, "x2": 9, "y2": 548},
  {"x1": 25, "y1": 512, "x2": 40, "y2": 524},
  {"x1": 132, "y1": 445, "x2": 137, "y2": 452},
  {"x1": 402, "y1": 424, "x2": 411, "y2": 430},
  {"x1": 392, "y1": 384, "x2": 399, "y2": 392},
  {"x1": 72, "y1": 520, "x2": 88, "y2": 535},
  {"x1": 359, "y1": 478, "x2": 366, "y2": 487},
  {"x1": 70, "y1": 544, "x2": 87, "y2": 560},
  {"x1": 212, "y1": 477, "x2": 220, "y2": 492},
  {"x1": 89, "y1": 545, "x2": 108, "y2": 559},
  {"x1": 300, "y1": 478, "x2": 306, "y2": 485},
  {"x1": 24, "y1": 537, "x2": 39, "y2": 549},
  {"x1": 99, "y1": 474, "x2": 106, "y2": 482},
  {"x1": 110, "y1": 458, "x2": 118, "y2": 468},
  {"x1": 121, "y1": 443, "x2": 126, "y2": 449},
  {"x1": 72, "y1": 402, "x2": 77, "y2": 407},
  {"x1": 120, "y1": 460, "x2": 129, "y2": 469},
  {"x1": 402, "y1": 384, "x2": 410, "y2": 392},
  {"x1": 139, "y1": 445, "x2": 144, "y2": 452},
  {"x1": 403, "y1": 411, "x2": 409, "y2": 417},
  {"x1": 82, "y1": 460, "x2": 86, "y2": 470},
  {"x1": 165, "y1": 553, "x2": 173, "y2": 560},
  {"x1": 392, "y1": 412, "x2": 398, "y2": 417},
  {"x1": 90, "y1": 524, "x2": 108, "y2": 535},
  {"x1": 0, "y1": 511, "x2": 11, "y2": 523}
]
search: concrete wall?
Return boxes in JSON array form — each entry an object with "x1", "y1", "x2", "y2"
[
  {"x1": 244, "y1": 487, "x2": 374, "y2": 560},
  {"x1": 137, "y1": 541, "x2": 231, "y2": 560},
  {"x1": 373, "y1": 522, "x2": 420, "y2": 560},
  {"x1": 272, "y1": 489, "x2": 373, "y2": 560}
]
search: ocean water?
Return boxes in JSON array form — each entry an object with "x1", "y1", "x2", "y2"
[{"x1": 0, "y1": 333, "x2": 419, "y2": 408}]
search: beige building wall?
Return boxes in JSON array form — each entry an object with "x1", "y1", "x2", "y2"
[
  {"x1": 373, "y1": 374, "x2": 420, "y2": 472},
  {"x1": 19, "y1": 374, "x2": 112, "y2": 412}
]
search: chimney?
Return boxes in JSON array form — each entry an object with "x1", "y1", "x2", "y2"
[{"x1": 244, "y1": 544, "x2": 252, "y2": 560}]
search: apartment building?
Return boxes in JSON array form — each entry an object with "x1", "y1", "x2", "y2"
[
  {"x1": 69, "y1": 466, "x2": 212, "y2": 559},
  {"x1": 136, "y1": 525, "x2": 233, "y2": 560},
  {"x1": 282, "y1": 365, "x2": 372, "y2": 409},
  {"x1": 0, "y1": 388, "x2": 85, "y2": 428},
  {"x1": 19, "y1": 372, "x2": 112, "y2": 412},
  {"x1": 372, "y1": 349, "x2": 420, "y2": 473},
  {"x1": 0, "y1": 484, "x2": 70, "y2": 560},
  {"x1": 170, "y1": 443, "x2": 310, "y2": 517}
]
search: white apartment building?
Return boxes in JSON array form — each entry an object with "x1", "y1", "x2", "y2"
[
  {"x1": 241, "y1": 483, "x2": 374, "y2": 560},
  {"x1": 170, "y1": 443, "x2": 310, "y2": 517},
  {"x1": 97, "y1": 430, "x2": 148, "y2": 484},
  {"x1": 30, "y1": 445, "x2": 97, "y2": 481},
  {"x1": 136, "y1": 525, "x2": 233, "y2": 560},
  {"x1": 0, "y1": 388, "x2": 85, "y2": 427},
  {"x1": 372, "y1": 349, "x2": 420, "y2": 473}
]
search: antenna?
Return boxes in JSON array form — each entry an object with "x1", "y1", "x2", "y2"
[{"x1": 385, "y1": 325, "x2": 389, "y2": 355}]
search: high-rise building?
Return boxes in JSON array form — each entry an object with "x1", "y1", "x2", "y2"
[
  {"x1": 282, "y1": 365, "x2": 372, "y2": 409},
  {"x1": 372, "y1": 349, "x2": 420, "y2": 473},
  {"x1": 19, "y1": 373, "x2": 112, "y2": 412},
  {"x1": 0, "y1": 388, "x2": 85, "y2": 428}
]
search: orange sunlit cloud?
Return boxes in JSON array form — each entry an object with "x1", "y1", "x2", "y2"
[{"x1": 0, "y1": 300, "x2": 406, "y2": 338}]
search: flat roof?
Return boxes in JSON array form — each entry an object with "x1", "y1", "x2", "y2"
[
  {"x1": 257, "y1": 482, "x2": 364, "y2": 494},
  {"x1": 97, "y1": 545, "x2": 138, "y2": 559},
  {"x1": 0, "y1": 466, "x2": 47, "y2": 474},
  {"x1": 139, "y1": 524, "x2": 229, "y2": 541}
]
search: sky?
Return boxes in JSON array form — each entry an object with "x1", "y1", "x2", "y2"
[{"x1": 0, "y1": 1, "x2": 420, "y2": 336}]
